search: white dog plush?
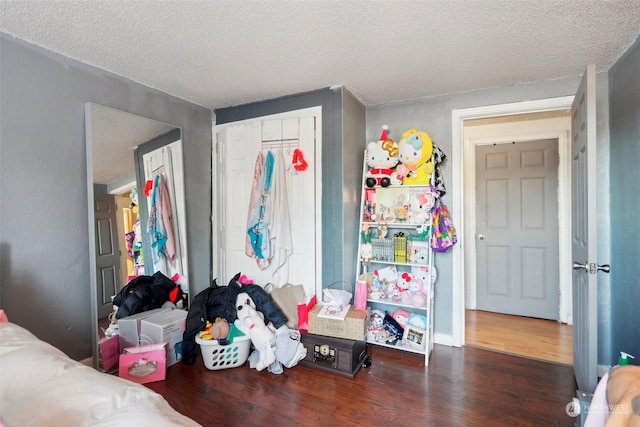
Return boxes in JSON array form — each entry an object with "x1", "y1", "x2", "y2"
[{"x1": 234, "y1": 292, "x2": 276, "y2": 371}]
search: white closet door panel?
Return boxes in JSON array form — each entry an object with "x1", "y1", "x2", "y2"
[{"x1": 219, "y1": 114, "x2": 317, "y2": 299}]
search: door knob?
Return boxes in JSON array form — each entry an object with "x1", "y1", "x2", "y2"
[
  {"x1": 478, "y1": 234, "x2": 485, "y2": 240},
  {"x1": 573, "y1": 262, "x2": 611, "y2": 274},
  {"x1": 573, "y1": 262, "x2": 588, "y2": 272}
]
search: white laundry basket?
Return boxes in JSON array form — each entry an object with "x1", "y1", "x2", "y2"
[{"x1": 196, "y1": 334, "x2": 251, "y2": 370}]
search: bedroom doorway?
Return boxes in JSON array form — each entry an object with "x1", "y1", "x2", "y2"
[
  {"x1": 451, "y1": 97, "x2": 574, "y2": 364},
  {"x1": 474, "y1": 138, "x2": 560, "y2": 320}
]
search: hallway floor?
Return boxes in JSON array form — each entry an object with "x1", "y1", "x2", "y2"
[{"x1": 465, "y1": 309, "x2": 573, "y2": 365}]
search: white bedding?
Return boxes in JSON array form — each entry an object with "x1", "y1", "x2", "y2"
[{"x1": 0, "y1": 322, "x2": 200, "y2": 427}]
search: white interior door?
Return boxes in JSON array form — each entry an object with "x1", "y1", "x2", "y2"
[
  {"x1": 476, "y1": 139, "x2": 559, "y2": 320},
  {"x1": 571, "y1": 64, "x2": 603, "y2": 393},
  {"x1": 216, "y1": 110, "x2": 319, "y2": 300}
]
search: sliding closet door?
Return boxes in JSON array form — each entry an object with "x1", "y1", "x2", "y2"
[{"x1": 217, "y1": 109, "x2": 319, "y2": 299}]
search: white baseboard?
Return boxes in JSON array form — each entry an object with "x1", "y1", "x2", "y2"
[{"x1": 434, "y1": 332, "x2": 454, "y2": 346}]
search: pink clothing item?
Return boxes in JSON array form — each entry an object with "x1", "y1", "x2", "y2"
[{"x1": 158, "y1": 174, "x2": 176, "y2": 261}]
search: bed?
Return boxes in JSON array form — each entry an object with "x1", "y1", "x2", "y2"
[
  {"x1": 0, "y1": 321, "x2": 200, "y2": 426},
  {"x1": 584, "y1": 363, "x2": 640, "y2": 426}
]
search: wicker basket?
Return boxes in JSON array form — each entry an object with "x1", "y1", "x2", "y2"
[{"x1": 196, "y1": 334, "x2": 251, "y2": 370}]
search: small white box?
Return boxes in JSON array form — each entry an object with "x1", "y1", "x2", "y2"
[
  {"x1": 118, "y1": 308, "x2": 171, "y2": 351},
  {"x1": 140, "y1": 309, "x2": 188, "y2": 366}
]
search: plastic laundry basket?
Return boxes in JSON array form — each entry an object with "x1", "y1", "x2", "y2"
[{"x1": 196, "y1": 334, "x2": 251, "y2": 370}]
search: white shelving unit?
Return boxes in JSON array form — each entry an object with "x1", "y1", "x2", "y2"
[{"x1": 355, "y1": 150, "x2": 435, "y2": 365}]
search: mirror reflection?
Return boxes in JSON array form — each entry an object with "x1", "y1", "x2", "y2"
[{"x1": 86, "y1": 103, "x2": 189, "y2": 368}]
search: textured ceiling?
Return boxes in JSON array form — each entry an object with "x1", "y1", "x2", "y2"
[
  {"x1": 2, "y1": 1, "x2": 639, "y2": 184},
  {"x1": 88, "y1": 104, "x2": 175, "y2": 184},
  {"x1": 2, "y1": 0, "x2": 640, "y2": 109}
]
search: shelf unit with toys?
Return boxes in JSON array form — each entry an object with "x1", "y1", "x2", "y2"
[{"x1": 356, "y1": 145, "x2": 438, "y2": 365}]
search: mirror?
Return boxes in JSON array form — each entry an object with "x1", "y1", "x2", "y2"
[{"x1": 85, "y1": 103, "x2": 189, "y2": 369}]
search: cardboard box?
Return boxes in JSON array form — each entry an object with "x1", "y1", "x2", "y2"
[
  {"x1": 308, "y1": 305, "x2": 369, "y2": 341},
  {"x1": 118, "y1": 308, "x2": 171, "y2": 351},
  {"x1": 140, "y1": 309, "x2": 188, "y2": 366},
  {"x1": 119, "y1": 343, "x2": 166, "y2": 384}
]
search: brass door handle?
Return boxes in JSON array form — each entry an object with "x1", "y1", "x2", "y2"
[{"x1": 478, "y1": 234, "x2": 485, "y2": 240}]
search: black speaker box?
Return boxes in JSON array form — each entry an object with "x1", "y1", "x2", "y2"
[{"x1": 299, "y1": 332, "x2": 367, "y2": 378}]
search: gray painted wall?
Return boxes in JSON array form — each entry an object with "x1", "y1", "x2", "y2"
[
  {"x1": 0, "y1": 34, "x2": 212, "y2": 360},
  {"x1": 367, "y1": 75, "x2": 613, "y2": 362},
  {"x1": 2, "y1": 29, "x2": 634, "y2": 367},
  {"x1": 341, "y1": 89, "x2": 367, "y2": 283},
  {"x1": 608, "y1": 36, "x2": 640, "y2": 364},
  {"x1": 214, "y1": 87, "x2": 365, "y2": 288}
]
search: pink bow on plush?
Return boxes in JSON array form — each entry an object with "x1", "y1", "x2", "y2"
[{"x1": 239, "y1": 274, "x2": 254, "y2": 285}]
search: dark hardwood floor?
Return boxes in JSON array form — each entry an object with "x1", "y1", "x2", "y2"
[{"x1": 145, "y1": 343, "x2": 578, "y2": 427}]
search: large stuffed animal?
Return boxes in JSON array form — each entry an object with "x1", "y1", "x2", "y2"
[
  {"x1": 396, "y1": 129, "x2": 434, "y2": 185},
  {"x1": 234, "y1": 292, "x2": 276, "y2": 371},
  {"x1": 365, "y1": 126, "x2": 401, "y2": 187}
]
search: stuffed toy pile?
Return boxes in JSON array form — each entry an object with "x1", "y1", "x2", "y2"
[{"x1": 363, "y1": 126, "x2": 437, "y2": 189}]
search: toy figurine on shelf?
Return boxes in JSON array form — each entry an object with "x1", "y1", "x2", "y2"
[
  {"x1": 360, "y1": 224, "x2": 372, "y2": 266},
  {"x1": 396, "y1": 128, "x2": 434, "y2": 185},
  {"x1": 365, "y1": 126, "x2": 402, "y2": 187}
]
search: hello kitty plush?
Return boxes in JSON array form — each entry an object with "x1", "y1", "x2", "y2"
[
  {"x1": 398, "y1": 272, "x2": 417, "y2": 305},
  {"x1": 412, "y1": 265, "x2": 437, "y2": 289},
  {"x1": 365, "y1": 126, "x2": 401, "y2": 187},
  {"x1": 397, "y1": 272, "x2": 412, "y2": 293},
  {"x1": 407, "y1": 276, "x2": 427, "y2": 308},
  {"x1": 396, "y1": 129, "x2": 434, "y2": 185},
  {"x1": 408, "y1": 187, "x2": 438, "y2": 224},
  {"x1": 408, "y1": 193, "x2": 430, "y2": 224},
  {"x1": 397, "y1": 271, "x2": 428, "y2": 307},
  {"x1": 234, "y1": 292, "x2": 276, "y2": 371}
]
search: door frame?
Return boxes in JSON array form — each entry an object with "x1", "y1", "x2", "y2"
[{"x1": 450, "y1": 96, "x2": 574, "y2": 347}]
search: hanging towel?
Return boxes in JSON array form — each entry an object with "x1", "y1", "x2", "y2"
[
  {"x1": 247, "y1": 151, "x2": 274, "y2": 267},
  {"x1": 158, "y1": 174, "x2": 176, "y2": 261},
  {"x1": 245, "y1": 152, "x2": 264, "y2": 258},
  {"x1": 148, "y1": 174, "x2": 167, "y2": 265},
  {"x1": 267, "y1": 151, "x2": 293, "y2": 282}
]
